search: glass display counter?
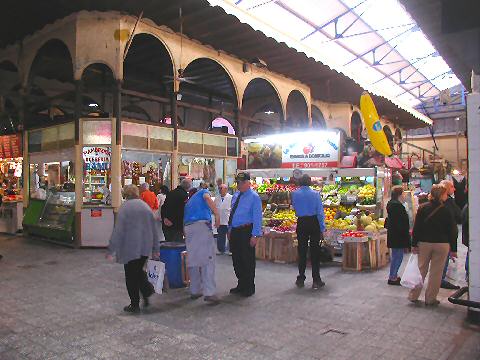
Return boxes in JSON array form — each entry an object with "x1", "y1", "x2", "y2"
[{"x1": 23, "y1": 191, "x2": 75, "y2": 245}]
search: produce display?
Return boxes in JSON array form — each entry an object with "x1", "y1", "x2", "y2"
[{"x1": 255, "y1": 177, "x2": 385, "y2": 236}]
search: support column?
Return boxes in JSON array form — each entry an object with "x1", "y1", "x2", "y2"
[
  {"x1": 171, "y1": 92, "x2": 179, "y2": 189},
  {"x1": 234, "y1": 107, "x2": 241, "y2": 141},
  {"x1": 74, "y1": 80, "x2": 83, "y2": 247},
  {"x1": 112, "y1": 81, "x2": 122, "y2": 210},
  {"x1": 19, "y1": 87, "x2": 28, "y2": 209},
  {"x1": 467, "y1": 72, "x2": 480, "y2": 323}
]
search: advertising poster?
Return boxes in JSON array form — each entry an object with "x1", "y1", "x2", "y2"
[{"x1": 247, "y1": 130, "x2": 340, "y2": 169}]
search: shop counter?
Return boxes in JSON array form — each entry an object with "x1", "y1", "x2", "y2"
[
  {"x1": 0, "y1": 201, "x2": 23, "y2": 234},
  {"x1": 80, "y1": 206, "x2": 114, "y2": 247}
]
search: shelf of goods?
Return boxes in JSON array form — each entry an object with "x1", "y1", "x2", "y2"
[{"x1": 251, "y1": 167, "x2": 391, "y2": 269}]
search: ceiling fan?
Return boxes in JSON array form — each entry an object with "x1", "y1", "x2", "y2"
[{"x1": 163, "y1": 7, "x2": 201, "y2": 85}]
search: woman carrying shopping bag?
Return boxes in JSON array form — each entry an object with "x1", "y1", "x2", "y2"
[
  {"x1": 106, "y1": 185, "x2": 160, "y2": 313},
  {"x1": 386, "y1": 186, "x2": 411, "y2": 285},
  {"x1": 408, "y1": 184, "x2": 457, "y2": 306}
]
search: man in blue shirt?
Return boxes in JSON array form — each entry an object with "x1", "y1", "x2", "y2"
[
  {"x1": 291, "y1": 174, "x2": 326, "y2": 289},
  {"x1": 228, "y1": 172, "x2": 262, "y2": 297}
]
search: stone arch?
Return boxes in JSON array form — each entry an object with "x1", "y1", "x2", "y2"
[
  {"x1": 286, "y1": 90, "x2": 308, "y2": 129},
  {"x1": 178, "y1": 57, "x2": 238, "y2": 131},
  {"x1": 81, "y1": 63, "x2": 116, "y2": 117},
  {"x1": 350, "y1": 111, "x2": 363, "y2": 142},
  {"x1": 181, "y1": 56, "x2": 239, "y2": 109},
  {"x1": 311, "y1": 105, "x2": 326, "y2": 129},
  {"x1": 210, "y1": 117, "x2": 236, "y2": 135},
  {"x1": 26, "y1": 38, "x2": 74, "y2": 86},
  {"x1": 241, "y1": 77, "x2": 284, "y2": 136}
]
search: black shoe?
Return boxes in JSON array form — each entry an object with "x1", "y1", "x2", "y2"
[
  {"x1": 241, "y1": 289, "x2": 255, "y2": 297},
  {"x1": 230, "y1": 287, "x2": 242, "y2": 294},
  {"x1": 312, "y1": 280, "x2": 325, "y2": 290},
  {"x1": 0, "y1": 254, "x2": 3, "y2": 260},
  {"x1": 123, "y1": 304, "x2": 140, "y2": 313},
  {"x1": 190, "y1": 293, "x2": 202, "y2": 300},
  {"x1": 388, "y1": 278, "x2": 401, "y2": 286},
  {"x1": 441, "y1": 281, "x2": 460, "y2": 290},
  {"x1": 295, "y1": 277, "x2": 305, "y2": 288}
]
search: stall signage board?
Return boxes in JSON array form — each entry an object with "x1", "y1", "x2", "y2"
[
  {"x1": 247, "y1": 131, "x2": 340, "y2": 169},
  {"x1": 91, "y1": 209, "x2": 102, "y2": 217},
  {"x1": 0, "y1": 134, "x2": 21, "y2": 159},
  {"x1": 83, "y1": 146, "x2": 111, "y2": 170}
]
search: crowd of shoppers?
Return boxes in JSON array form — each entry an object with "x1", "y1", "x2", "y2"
[{"x1": 106, "y1": 170, "x2": 469, "y2": 313}]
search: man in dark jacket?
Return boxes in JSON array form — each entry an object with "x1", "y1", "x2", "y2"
[
  {"x1": 161, "y1": 178, "x2": 191, "y2": 242},
  {"x1": 440, "y1": 180, "x2": 462, "y2": 289}
]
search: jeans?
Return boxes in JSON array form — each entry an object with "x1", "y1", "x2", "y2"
[
  {"x1": 217, "y1": 225, "x2": 229, "y2": 253},
  {"x1": 389, "y1": 248, "x2": 404, "y2": 280}
]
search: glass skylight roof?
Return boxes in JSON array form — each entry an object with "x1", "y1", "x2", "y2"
[{"x1": 207, "y1": 0, "x2": 462, "y2": 125}]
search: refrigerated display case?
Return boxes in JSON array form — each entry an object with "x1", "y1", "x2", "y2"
[{"x1": 23, "y1": 191, "x2": 75, "y2": 244}]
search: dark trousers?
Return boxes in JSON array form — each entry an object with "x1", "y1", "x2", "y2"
[
  {"x1": 296, "y1": 216, "x2": 321, "y2": 281},
  {"x1": 230, "y1": 226, "x2": 256, "y2": 292},
  {"x1": 217, "y1": 225, "x2": 229, "y2": 253},
  {"x1": 163, "y1": 227, "x2": 184, "y2": 243},
  {"x1": 124, "y1": 256, "x2": 152, "y2": 307}
]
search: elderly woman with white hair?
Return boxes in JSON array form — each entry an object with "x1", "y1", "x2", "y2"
[{"x1": 107, "y1": 185, "x2": 160, "y2": 313}]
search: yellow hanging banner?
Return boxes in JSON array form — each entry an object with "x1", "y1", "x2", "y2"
[{"x1": 360, "y1": 92, "x2": 392, "y2": 156}]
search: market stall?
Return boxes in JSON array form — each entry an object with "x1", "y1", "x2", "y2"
[
  {"x1": 0, "y1": 134, "x2": 24, "y2": 234},
  {"x1": 177, "y1": 129, "x2": 238, "y2": 189},
  {"x1": 244, "y1": 130, "x2": 391, "y2": 269}
]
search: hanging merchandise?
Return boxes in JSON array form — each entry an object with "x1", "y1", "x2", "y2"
[{"x1": 360, "y1": 92, "x2": 392, "y2": 156}]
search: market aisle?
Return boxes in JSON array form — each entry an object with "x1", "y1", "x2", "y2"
[{"x1": 0, "y1": 235, "x2": 478, "y2": 360}]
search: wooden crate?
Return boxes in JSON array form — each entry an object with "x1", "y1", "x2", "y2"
[
  {"x1": 376, "y1": 233, "x2": 389, "y2": 268},
  {"x1": 267, "y1": 232, "x2": 298, "y2": 264},
  {"x1": 342, "y1": 239, "x2": 376, "y2": 271},
  {"x1": 255, "y1": 236, "x2": 269, "y2": 260}
]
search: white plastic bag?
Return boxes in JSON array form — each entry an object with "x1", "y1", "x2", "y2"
[
  {"x1": 147, "y1": 260, "x2": 165, "y2": 294},
  {"x1": 400, "y1": 254, "x2": 423, "y2": 289}
]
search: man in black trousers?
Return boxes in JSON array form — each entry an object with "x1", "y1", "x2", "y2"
[
  {"x1": 291, "y1": 174, "x2": 326, "y2": 290},
  {"x1": 228, "y1": 172, "x2": 262, "y2": 297}
]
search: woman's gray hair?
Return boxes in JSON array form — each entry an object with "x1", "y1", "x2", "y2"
[{"x1": 123, "y1": 184, "x2": 140, "y2": 200}]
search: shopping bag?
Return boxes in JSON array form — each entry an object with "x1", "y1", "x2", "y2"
[
  {"x1": 400, "y1": 254, "x2": 423, "y2": 289},
  {"x1": 147, "y1": 259, "x2": 165, "y2": 294}
]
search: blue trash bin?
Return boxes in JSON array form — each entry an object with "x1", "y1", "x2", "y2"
[{"x1": 160, "y1": 242, "x2": 186, "y2": 288}]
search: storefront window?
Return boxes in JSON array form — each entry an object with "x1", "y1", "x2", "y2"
[
  {"x1": 179, "y1": 156, "x2": 223, "y2": 189},
  {"x1": 83, "y1": 120, "x2": 112, "y2": 145},
  {"x1": 83, "y1": 146, "x2": 111, "y2": 205},
  {"x1": 122, "y1": 150, "x2": 171, "y2": 191},
  {"x1": 29, "y1": 159, "x2": 75, "y2": 197}
]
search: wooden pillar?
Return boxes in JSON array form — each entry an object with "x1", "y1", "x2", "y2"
[
  {"x1": 113, "y1": 80, "x2": 122, "y2": 145},
  {"x1": 112, "y1": 81, "x2": 122, "y2": 211},
  {"x1": 73, "y1": 80, "x2": 83, "y2": 247},
  {"x1": 234, "y1": 107, "x2": 241, "y2": 140},
  {"x1": 74, "y1": 80, "x2": 82, "y2": 143}
]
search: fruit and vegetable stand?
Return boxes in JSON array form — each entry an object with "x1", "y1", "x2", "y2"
[{"x1": 248, "y1": 167, "x2": 391, "y2": 269}]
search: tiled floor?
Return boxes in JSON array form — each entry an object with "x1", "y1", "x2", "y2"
[{"x1": 0, "y1": 234, "x2": 478, "y2": 360}]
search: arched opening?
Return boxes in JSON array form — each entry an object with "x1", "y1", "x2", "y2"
[
  {"x1": 0, "y1": 61, "x2": 20, "y2": 134},
  {"x1": 241, "y1": 78, "x2": 283, "y2": 136},
  {"x1": 383, "y1": 125, "x2": 394, "y2": 149},
  {"x1": 311, "y1": 105, "x2": 326, "y2": 129},
  {"x1": 26, "y1": 39, "x2": 74, "y2": 127},
  {"x1": 350, "y1": 111, "x2": 362, "y2": 142},
  {"x1": 209, "y1": 117, "x2": 235, "y2": 135},
  {"x1": 178, "y1": 58, "x2": 237, "y2": 131},
  {"x1": 123, "y1": 34, "x2": 174, "y2": 123},
  {"x1": 286, "y1": 90, "x2": 308, "y2": 130},
  {"x1": 395, "y1": 128, "x2": 402, "y2": 154},
  {"x1": 81, "y1": 63, "x2": 115, "y2": 117}
]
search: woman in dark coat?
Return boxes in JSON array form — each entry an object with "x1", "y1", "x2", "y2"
[{"x1": 386, "y1": 186, "x2": 411, "y2": 285}]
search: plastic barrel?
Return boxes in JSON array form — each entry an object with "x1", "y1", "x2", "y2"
[{"x1": 160, "y1": 242, "x2": 187, "y2": 288}]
